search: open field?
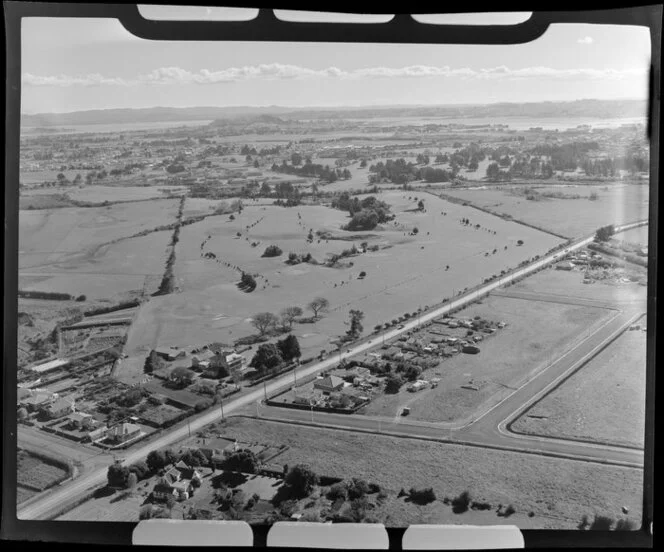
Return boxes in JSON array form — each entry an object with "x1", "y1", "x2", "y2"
[
  {"x1": 508, "y1": 265, "x2": 647, "y2": 305},
  {"x1": 361, "y1": 295, "x2": 615, "y2": 422},
  {"x1": 616, "y1": 225, "x2": 649, "y2": 247},
  {"x1": 193, "y1": 417, "x2": 642, "y2": 528},
  {"x1": 19, "y1": 230, "x2": 171, "y2": 300},
  {"x1": 511, "y1": 316, "x2": 647, "y2": 449},
  {"x1": 122, "y1": 192, "x2": 561, "y2": 372},
  {"x1": 20, "y1": 185, "x2": 188, "y2": 202},
  {"x1": 442, "y1": 183, "x2": 649, "y2": 238},
  {"x1": 19, "y1": 199, "x2": 179, "y2": 269}
]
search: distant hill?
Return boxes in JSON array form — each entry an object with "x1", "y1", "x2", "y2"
[{"x1": 21, "y1": 99, "x2": 647, "y2": 127}]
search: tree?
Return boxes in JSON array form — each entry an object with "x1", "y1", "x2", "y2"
[
  {"x1": 129, "y1": 461, "x2": 150, "y2": 480},
  {"x1": 170, "y1": 366, "x2": 195, "y2": 386},
  {"x1": 262, "y1": 245, "x2": 283, "y2": 258},
  {"x1": 284, "y1": 464, "x2": 319, "y2": 498},
  {"x1": 260, "y1": 181, "x2": 272, "y2": 196},
  {"x1": 417, "y1": 199, "x2": 425, "y2": 211},
  {"x1": 384, "y1": 374, "x2": 404, "y2": 394},
  {"x1": 280, "y1": 306, "x2": 303, "y2": 329},
  {"x1": 486, "y1": 162, "x2": 500, "y2": 181},
  {"x1": 412, "y1": 227, "x2": 419, "y2": 235},
  {"x1": 143, "y1": 349, "x2": 163, "y2": 374},
  {"x1": 277, "y1": 334, "x2": 301, "y2": 361},
  {"x1": 291, "y1": 152, "x2": 303, "y2": 166},
  {"x1": 347, "y1": 309, "x2": 365, "y2": 339},
  {"x1": 251, "y1": 312, "x2": 279, "y2": 335},
  {"x1": 107, "y1": 461, "x2": 131, "y2": 488},
  {"x1": 146, "y1": 450, "x2": 168, "y2": 473},
  {"x1": 594, "y1": 224, "x2": 615, "y2": 242},
  {"x1": 224, "y1": 449, "x2": 259, "y2": 473},
  {"x1": 249, "y1": 343, "x2": 283, "y2": 373},
  {"x1": 308, "y1": 297, "x2": 330, "y2": 319},
  {"x1": 409, "y1": 487, "x2": 436, "y2": 505}
]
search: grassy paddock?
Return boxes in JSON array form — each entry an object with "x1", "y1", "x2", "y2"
[{"x1": 511, "y1": 316, "x2": 647, "y2": 448}]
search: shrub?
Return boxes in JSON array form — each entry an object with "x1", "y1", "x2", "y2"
[
  {"x1": 326, "y1": 482, "x2": 348, "y2": 501},
  {"x1": 451, "y1": 491, "x2": 471, "y2": 513},
  {"x1": 409, "y1": 487, "x2": 437, "y2": 505},
  {"x1": 347, "y1": 478, "x2": 370, "y2": 500}
]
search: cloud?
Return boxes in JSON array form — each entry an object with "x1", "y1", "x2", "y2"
[
  {"x1": 22, "y1": 64, "x2": 647, "y2": 87},
  {"x1": 578, "y1": 36, "x2": 594, "y2": 44}
]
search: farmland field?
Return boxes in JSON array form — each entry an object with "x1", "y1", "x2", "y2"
[
  {"x1": 17, "y1": 450, "x2": 69, "y2": 491},
  {"x1": 195, "y1": 416, "x2": 642, "y2": 529},
  {"x1": 122, "y1": 192, "x2": 562, "y2": 374},
  {"x1": 442, "y1": 183, "x2": 649, "y2": 238},
  {"x1": 20, "y1": 185, "x2": 187, "y2": 202},
  {"x1": 616, "y1": 225, "x2": 649, "y2": 247},
  {"x1": 360, "y1": 295, "x2": 616, "y2": 423},
  {"x1": 510, "y1": 316, "x2": 647, "y2": 449}
]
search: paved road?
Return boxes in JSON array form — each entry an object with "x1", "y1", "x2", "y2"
[
  {"x1": 17, "y1": 220, "x2": 647, "y2": 520},
  {"x1": 252, "y1": 308, "x2": 644, "y2": 469}
]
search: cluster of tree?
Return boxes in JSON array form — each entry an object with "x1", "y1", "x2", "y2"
[
  {"x1": 271, "y1": 159, "x2": 349, "y2": 183},
  {"x1": 528, "y1": 141, "x2": 599, "y2": 171},
  {"x1": 261, "y1": 245, "x2": 283, "y2": 258},
  {"x1": 368, "y1": 158, "x2": 420, "y2": 184},
  {"x1": 594, "y1": 224, "x2": 615, "y2": 242},
  {"x1": 249, "y1": 335, "x2": 301, "y2": 374},
  {"x1": 17, "y1": 290, "x2": 74, "y2": 301},
  {"x1": 331, "y1": 193, "x2": 394, "y2": 231},
  {"x1": 155, "y1": 243, "x2": 177, "y2": 295},
  {"x1": 286, "y1": 252, "x2": 316, "y2": 266}
]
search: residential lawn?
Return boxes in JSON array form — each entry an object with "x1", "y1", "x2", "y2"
[
  {"x1": 361, "y1": 295, "x2": 614, "y2": 423},
  {"x1": 443, "y1": 183, "x2": 649, "y2": 239},
  {"x1": 203, "y1": 416, "x2": 642, "y2": 529},
  {"x1": 57, "y1": 486, "x2": 147, "y2": 521},
  {"x1": 511, "y1": 316, "x2": 647, "y2": 448}
]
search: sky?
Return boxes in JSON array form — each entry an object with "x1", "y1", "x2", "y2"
[{"x1": 20, "y1": 13, "x2": 652, "y2": 114}]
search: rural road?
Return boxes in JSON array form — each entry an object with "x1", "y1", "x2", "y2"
[{"x1": 16, "y1": 220, "x2": 648, "y2": 520}]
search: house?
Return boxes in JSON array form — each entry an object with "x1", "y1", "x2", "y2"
[
  {"x1": 87, "y1": 425, "x2": 108, "y2": 442},
  {"x1": 41, "y1": 396, "x2": 76, "y2": 419},
  {"x1": 206, "y1": 351, "x2": 245, "y2": 377},
  {"x1": 29, "y1": 358, "x2": 69, "y2": 374},
  {"x1": 313, "y1": 375, "x2": 345, "y2": 394},
  {"x1": 66, "y1": 411, "x2": 95, "y2": 430},
  {"x1": 21, "y1": 391, "x2": 54, "y2": 412},
  {"x1": 155, "y1": 347, "x2": 186, "y2": 361},
  {"x1": 191, "y1": 349, "x2": 216, "y2": 368},
  {"x1": 555, "y1": 261, "x2": 575, "y2": 271},
  {"x1": 153, "y1": 462, "x2": 203, "y2": 501},
  {"x1": 105, "y1": 422, "x2": 142, "y2": 444}
]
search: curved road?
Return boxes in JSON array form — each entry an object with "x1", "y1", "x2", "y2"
[{"x1": 17, "y1": 220, "x2": 647, "y2": 520}]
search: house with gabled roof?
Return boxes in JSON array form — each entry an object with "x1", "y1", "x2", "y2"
[{"x1": 153, "y1": 461, "x2": 202, "y2": 502}]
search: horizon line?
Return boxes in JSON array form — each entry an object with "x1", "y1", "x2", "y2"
[{"x1": 20, "y1": 97, "x2": 648, "y2": 116}]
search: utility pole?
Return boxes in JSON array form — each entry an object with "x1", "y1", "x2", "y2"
[
  {"x1": 263, "y1": 381, "x2": 268, "y2": 402},
  {"x1": 219, "y1": 396, "x2": 224, "y2": 420},
  {"x1": 293, "y1": 364, "x2": 297, "y2": 387}
]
